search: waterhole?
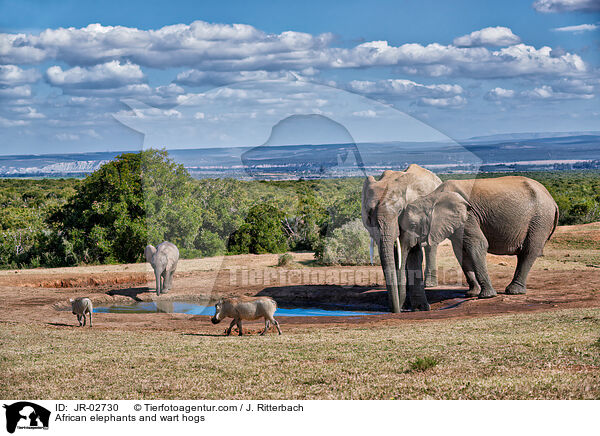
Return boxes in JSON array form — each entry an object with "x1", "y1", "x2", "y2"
[{"x1": 93, "y1": 301, "x2": 382, "y2": 317}]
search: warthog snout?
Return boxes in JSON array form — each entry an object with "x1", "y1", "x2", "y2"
[{"x1": 210, "y1": 316, "x2": 220, "y2": 324}]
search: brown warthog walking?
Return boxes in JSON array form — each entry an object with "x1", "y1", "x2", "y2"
[
  {"x1": 211, "y1": 296, "x2": 282, "y2": 336},
  {"x1": 70, "y1": 297, "x2": 93, "y2": 327}
]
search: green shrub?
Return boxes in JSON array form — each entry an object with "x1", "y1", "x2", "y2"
[
  {"x1": 317, "y1": 218, "x2": 379, "y2": 265},
  {"x1": 227, "y1": 204, "x2": 289, "y2": 254},
  {"x1": 406, "y1": 356, "x2": 439, "y2": 373},
  {"x1": 277, "y1": 253, "x2": 295, "y2": 267}
]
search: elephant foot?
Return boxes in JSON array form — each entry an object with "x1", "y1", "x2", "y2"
[
  {"x1": 401, "y1": 301, "x2": 412, "y2": 312},
  {"x1": 465, "y1": 286, "x2": 481, "y2": 297},
  {"x1": 413, "y1": 302, "x2": 430, "y2": 311},
  {"x1": 408, "y1": 296, "x2": 430, "y2": 311},
  {"x1": 505, "y1": 282, "x2": 527, "y2": 295},
  {"x1": 478, "y1": 287, "x2": 497, "y2": 299},
  {"x1": 424, "y1": 275, "x2": 438, "y2": 288}
]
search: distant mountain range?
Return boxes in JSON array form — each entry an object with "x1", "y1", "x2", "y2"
[{"x1": 1, "y1": 133, "x2": 599, "y2": 179}]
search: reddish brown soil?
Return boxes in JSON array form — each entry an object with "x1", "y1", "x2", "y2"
[{"x1": 1, "y1": 224, "x2": 599, "y2": 335}]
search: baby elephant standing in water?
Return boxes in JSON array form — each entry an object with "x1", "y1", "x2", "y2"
[
  {"x1": 70, "y1": 297, "x2": 93, "y2": 327},
  {"x1": 211, "y1": 296, "x2": 282, "y2": 336}
]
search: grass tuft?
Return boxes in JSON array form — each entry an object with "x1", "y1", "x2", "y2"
[
  {"x1": 406, "y1": 356, "x2": 439, "y2": 373},
  {"x1": 277, "y1": 253, "x2": 295, "y2": 267}
]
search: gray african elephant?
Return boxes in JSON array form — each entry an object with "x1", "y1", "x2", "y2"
[
  {"x1": 398, "y1": 176, "x2": 559, "y2": 310},
  {"x1": 144, "y1": 241, "x2": 179, "y2": 296},
  {"x1": 362, "y1": 164, "x2": 442, "y2": 313}
]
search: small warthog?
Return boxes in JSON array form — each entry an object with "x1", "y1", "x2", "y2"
[
  {"x1": 70, "y1": 297, "x2": 93, "y2": 327},
  {"x1": 211, "y1": 296, "x2": 282, "y2": 336}
]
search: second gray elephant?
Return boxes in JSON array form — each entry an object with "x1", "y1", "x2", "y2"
[
  {"x1": 145, "y1": 241, "x2": 179, "y2": 296},
  {"x1": 362, "y1": 164, "x2": 442, "y2": 313},
  {"x1": 398, "y1": 176, "x2": 559, "y2": 311}
]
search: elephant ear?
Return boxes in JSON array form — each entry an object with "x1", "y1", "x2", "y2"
[
  {"x1": 428, "y1": 192, "x2": 470, "y2": 247},
  {"x1": 144, "y1": 245, "x2": 156, "y2": 263}
]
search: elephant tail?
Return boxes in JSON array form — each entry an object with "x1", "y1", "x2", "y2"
[{"x1": 547, "y1": 204, "x2": 559, "y2": 242}]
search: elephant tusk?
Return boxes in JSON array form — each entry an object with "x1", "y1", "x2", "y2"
[
  {"x1": 370, "y1": 238, "x2": 375, "y2": 265},
  {"x1": 396, "y1": 237, "x2": 401, "y2": 265}
]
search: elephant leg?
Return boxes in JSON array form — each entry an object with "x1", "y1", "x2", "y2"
[
  {"x1": 462, "y1": 227, "x2": 496, "y2": 299},
  {"x1": 451, "y1": 238, "x2": 480, "y2": 297},
  {"x1": 424, "y1": 244, "x2": 438, "y2": 288},
  {"x1": 161, "y1": 271, "x2": 168, "y2": 293},
  {"x1": 406, "y1": 243, "x2": 429, "y2": 311},
  {"x1": 226, "y1": 319, "x2": 236, "y2": 336},
  {"x1": 237, "y1": 319, "x2": 243, "y2": 336},
  {"x1": 506, "y1": 242, "x2": 542, "y2": 294},
  {"x1": 163, "y1": 271, "x2": 172, "y2": 292}
]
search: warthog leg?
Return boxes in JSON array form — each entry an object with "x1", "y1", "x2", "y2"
[
  {"x1": 225, "y1": 319, "x2": 236, "y2": 336},
  {"x1": 261, "y1": 319, "x2": 270, "y2": 335},
  {"x1": 88, "y1": 311, "x2": 92, "y2": 327},
  {"x1": 236, "y1": 319, "x2": 243, "y2": 336},
  {"x1": 269, "y1": 316, "x2": 282, "y2": 335},
  {"x1": 77, "y1": 314, "x2": 83, "y2": 327}
]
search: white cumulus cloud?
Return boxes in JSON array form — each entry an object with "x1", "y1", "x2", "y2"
[
  {"x1": 45, "y1": 60, "x2": 145, "y2": 89},
  {"x1": 175, "y1": 69, "x2": 304, "y2": 86},
  {"x1": 0, "y1": 21, "x2": 333, "y2": 68},
  {"x1": 0, "y1": 85, "x2": 32, "y2": 99},
  {"x1": 348, "y1": 79, "x2": 463, "y2": 99},
  {"x1": 521, "y1": 84, "x2": 594, "y2": 99},
  {"x1": 0, "y1": 65, "x2": 40, "y2": 85},
  {"x1": 453, "y1": 27, "x2": 521, "y2": 47},
  {"x1": 533, "y1": 0, "x2": 600, "y2": 13},
  {"x1": 485, "y1": 87, "x2": 516, "y2": 100},
  {"x1": 0, "y1": 22, "x2": 588, "y2": 80},
  {"x1": 418, "y1": 95, "x2": 467, "y2": 108}
]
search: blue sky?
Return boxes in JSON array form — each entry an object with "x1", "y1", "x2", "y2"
[{"x1": 0, "y1": 0, "x2": 599, "y2": 154}]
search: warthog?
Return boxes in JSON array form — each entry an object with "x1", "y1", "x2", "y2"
[
  {"x1": 211, "y1": 296, "x2": 282, "y2": 336},
  {"x1": 70, "y1": 297, "x2": 93, "y2": 327}
]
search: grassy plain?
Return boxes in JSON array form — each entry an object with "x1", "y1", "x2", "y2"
[{"x1": 1, "y1": 308, "x2": 599, "y2": 399}]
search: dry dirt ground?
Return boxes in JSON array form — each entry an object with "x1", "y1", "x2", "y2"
[{"x1": 1, "y1": 223, "x2": 599, "y2": 335}]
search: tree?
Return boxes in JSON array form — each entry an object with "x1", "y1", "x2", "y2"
[
  {"x1": 227, "y1": 204, "x2": 288, "y2": 254},
  {"x1": 51, "y1": 149, "x2": 201, "y2": 264}
]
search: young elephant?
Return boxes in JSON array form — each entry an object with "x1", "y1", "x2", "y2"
[
  {"x1": 398, "y1": 176, "x2": 559, "y2": 308},
  {"x1": 70, "y1": 297, "x2": 93, "y2": 327},
  {"x1": 145, "y1": 241, "x2": 179, "y2": 296},
  {"x1": 211, "y1": 296, "x2": 282, "y2": 336}
]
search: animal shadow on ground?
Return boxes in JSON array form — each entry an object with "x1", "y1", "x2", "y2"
[
  {"x1": 181, "y1": 332, "x2": 224, "y2": 338},
  {"x1": 106, "y1": 286, "x2": 151, "y2": 301},
  {"x1": 48, "y1": 322, "x2": 74, "y2": 327},
  {"x1": 256, "y1": 284, "x2": 472, "y2": 312}
]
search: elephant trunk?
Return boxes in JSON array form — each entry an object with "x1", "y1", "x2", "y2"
[
  {"x1": 400, "y1": 238, "x2": 430, "y2": 312},
  {"x1": 379, "y1": 235, "x2": 402, "y2": 313},
  {"x1": 155, "y1": 269, "x2": 162, "y2": 296},
  {"x1": 369, "y1": 238, "x2": 375, "y2": 265}
]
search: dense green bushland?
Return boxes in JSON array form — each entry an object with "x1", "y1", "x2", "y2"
[{"x1": 0, "y1": 150, "x2": 597, "y2": 269}]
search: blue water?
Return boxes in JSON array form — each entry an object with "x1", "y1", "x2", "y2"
[{"x1": 93, "y1": 302, "x2": 382, "y2": 317}]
